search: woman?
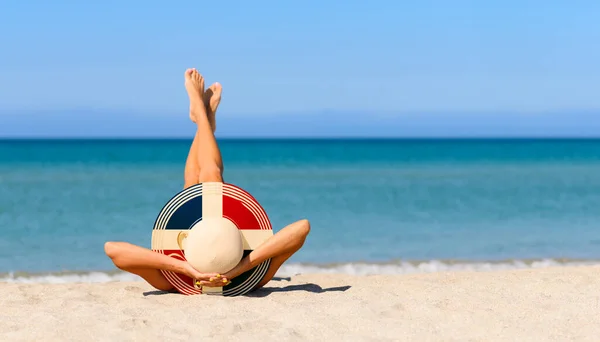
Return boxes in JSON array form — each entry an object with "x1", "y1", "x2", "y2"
[{"x1": 104, "y1": 68, "x2": 310, "y2": 291}]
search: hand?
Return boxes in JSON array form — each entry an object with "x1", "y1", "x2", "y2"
[
  {"x1": 196, "y1": 275, "x2": 231, "y2": 288},
  {"x1": 184, "y1": 262, "x2": 231, "y2": 287}
]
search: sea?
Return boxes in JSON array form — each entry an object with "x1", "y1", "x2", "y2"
[{"x1": 1, "y1": 138, "x2": 600, "y2": 283}]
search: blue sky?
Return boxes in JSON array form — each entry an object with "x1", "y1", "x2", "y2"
[{"x1": 1, "y1": 1, "x2": 600, "y2": 137}]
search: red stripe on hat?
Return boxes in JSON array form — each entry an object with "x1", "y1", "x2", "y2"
[{"x1": 223, "y1": 194, "x2": 261, "y2": 230}]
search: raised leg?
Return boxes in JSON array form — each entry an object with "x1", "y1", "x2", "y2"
[
  {"x1": 184, "y1": 79, "x2": 223, "y2": 188},
  {"x1": 184, "y1": 69, "x2": 224, "y2": 184},
  {"x1": 105, "y1": 69, "x2": 224, "y2": 291}
]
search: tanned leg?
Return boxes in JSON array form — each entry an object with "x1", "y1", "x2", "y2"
[
  {"x1": 184, "y1": 69, "x2": 224, "y2": 183},
  {"x1": 104, "y1": 70, "x2": 223, "y2": 291},
  {"x1": 184, "y1": 81, "x2": 223, "y2": 188}
]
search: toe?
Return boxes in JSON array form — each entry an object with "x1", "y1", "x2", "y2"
[
  {"x1": 198, "y1": 74, "x2": 205, "y2": 90},
  {"x1": 213, "y1": 83, "x2": 222, "y2": 95},
  {"x1": 209, "y1": 83, "x2": 221, "y2": 93}
]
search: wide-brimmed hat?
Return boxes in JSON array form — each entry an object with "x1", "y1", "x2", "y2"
[{"x1": 151, "y1": 182, "x2": 273, "y2": 296}]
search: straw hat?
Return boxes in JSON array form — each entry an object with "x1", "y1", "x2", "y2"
[{"x1": 151, "y1": 182, "x2": 273, "y2": 296}]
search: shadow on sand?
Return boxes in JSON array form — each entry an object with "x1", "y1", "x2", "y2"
[
  {"x1": 247, "y1": 283, "x2": 352, "y2": 298},
  {"x1": 142, "y1": 276, "x2": 351, "y2": 297},
  {"x1": 143, "y1": 289, "x2": 177, "y2": 296}
]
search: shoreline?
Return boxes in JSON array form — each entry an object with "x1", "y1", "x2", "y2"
[
  {"x1": 3, "y1": 265, "x2": 600, "y2": 341},
  {"x1": 3, "y1": 258, "x2": 600, "y2": 284}
]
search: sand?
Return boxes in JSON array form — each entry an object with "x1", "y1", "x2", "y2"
[{"x1": 2, "y1": 266, "x2": 600, "y2": 341}]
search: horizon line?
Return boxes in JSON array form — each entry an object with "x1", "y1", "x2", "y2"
[
  {"x1": 2, "y1": 108, "x2": 600, "y2": 115},
  {"x1": 3, "y1": 136, "x2": 600, "y2": 141}
]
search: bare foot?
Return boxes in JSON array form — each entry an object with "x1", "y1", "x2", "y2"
[
  {"x1": 184, "y1": 68, "x2": 206, "y2": 117},
  {"x1": 190, "y1": 82, "x2": 222, "y2": 132},
  {"x1": 203, "y1": 82, "x2": 222, "y2": 132}
]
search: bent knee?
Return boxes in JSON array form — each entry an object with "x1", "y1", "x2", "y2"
[{"x1": 198, "y1": 165, "x2": 223, "y2": 183}]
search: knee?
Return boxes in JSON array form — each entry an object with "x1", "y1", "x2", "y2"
[
  {"x1": 184, "y1": 171, "x2": 199, "y2": 187},
  {"x1": 198, "y1": 165, "x2": 223, "y2": 183}
]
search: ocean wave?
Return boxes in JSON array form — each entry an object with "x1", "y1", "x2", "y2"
[{"x1": 2, "y1": 259, "x2": 599, "y2": 283}]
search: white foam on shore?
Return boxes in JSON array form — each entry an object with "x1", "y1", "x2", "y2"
[
  {"x1": 278, "y1": 259, "x2": 600, "y2": 276},
  {"x1": 2, "y1": 259, "x2": 599, "y2": 283},
  {"x1": 0, "y1": 271, "x2": 140, "y2": 284}
]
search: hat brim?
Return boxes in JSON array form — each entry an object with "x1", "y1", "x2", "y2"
[{"x1": 151, "y1": 182, "x2": 273, "y2": 296}]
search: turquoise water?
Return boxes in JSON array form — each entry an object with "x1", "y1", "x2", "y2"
[{"x1": 1, "y1": 139, "x2": 600, "y2": 282}]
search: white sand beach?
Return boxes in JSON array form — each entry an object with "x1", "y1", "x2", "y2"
[{"x1": 2, "y1": 266, "x2": 600, "y2": 341}]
